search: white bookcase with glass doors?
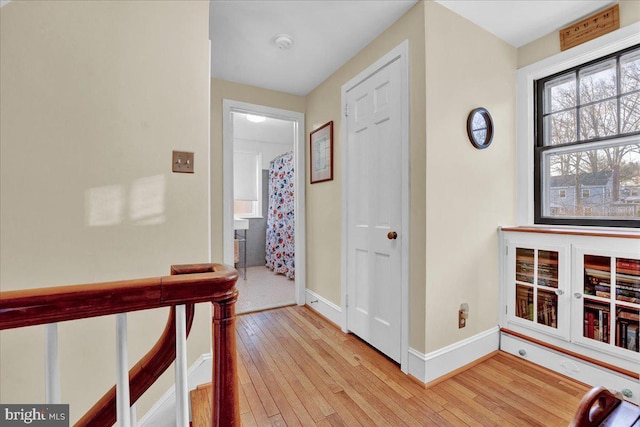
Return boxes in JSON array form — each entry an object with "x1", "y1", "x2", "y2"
[{"x1": 499, "y1": 228, "x2": 639, "y2": 404}]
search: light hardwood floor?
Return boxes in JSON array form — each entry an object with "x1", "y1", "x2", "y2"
[{"x1": 191, "y1": 305, "x2": 590, "y2": 426}]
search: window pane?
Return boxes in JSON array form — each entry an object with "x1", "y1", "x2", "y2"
[
  {"x1": 515, "y1": 284, "x2": 533, "y2": 321},
  {"x1": 544, "y1": 110, "x2": 577, "y2": 145},
  {"x1": 538, "y1": 250, "x2": 558, "y2": 289},
  {"x1": 621, "y1": 92, "x2": 640, "y2": 133},
  {"x1": 538, "y1": 289, "x2": 558, "y2": 328},
  {"x1": 516, "y1": 248, "x2": 534, "y2": 284},
  {"x1": 544, "y1": 142, "x2": 640, "y2": 220},
  {"x1": 234, "y1": 200, "x2": 256, "y2": 217},
  {"x1": 579, "y1": 100, "x2": 618, "y2": 140},
  {"x1": 579, "y1": 59, "x2": 616, "y2": 104},
  {"x1": 544, "y1": 74, "x2": 576, "y2": 113},
  {"x1": 621, "y1": 49, "x2": 640, "y2": 94}
]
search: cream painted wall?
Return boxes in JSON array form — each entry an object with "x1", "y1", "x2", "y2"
[
  {"x1": 518, "y1": 0, "x2": 640, "y2": 68},
  {"x1": 0, "y1": 0, "x2": 210, "y2": 422},
  {"x1": 424, "y1": 2, "x2": 517, "y2": 352},
  {"x1": 305, "y1": 1, "x2": 427, "y2": 350},
  {"x1": 210, "y1": 78, "x2": 305, "y2": 263}
]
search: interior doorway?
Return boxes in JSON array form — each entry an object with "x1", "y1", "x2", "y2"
[{"x1": 222, "y1": 100, "x2": 306, "y2": 312}]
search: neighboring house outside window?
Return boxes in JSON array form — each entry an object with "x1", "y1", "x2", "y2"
[{"x1": 534, "y1": 44, "x2": 640, "y2": 227}]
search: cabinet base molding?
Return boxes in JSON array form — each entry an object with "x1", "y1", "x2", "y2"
[
  {"x1": 501, "y1": 332, "x2": 640, "y2": 405},
  {"x1": 501, "y1": 328, "x2": 638, "y2": 379}
]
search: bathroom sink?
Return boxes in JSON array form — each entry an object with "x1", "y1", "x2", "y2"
[{"x1": 234, "y1": 217, "x2": 249, "y2": 230}]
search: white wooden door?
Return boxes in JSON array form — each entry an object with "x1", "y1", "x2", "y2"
[{"x1": 346, "y1": 58, "x2": 403, "y2": 362}]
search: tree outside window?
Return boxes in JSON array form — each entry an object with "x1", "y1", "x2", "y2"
[{"x1": 536, "y1": 45, "x2": 640, "y2": 226}]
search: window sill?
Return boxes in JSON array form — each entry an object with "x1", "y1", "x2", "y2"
[{"x1": 500, "y1": 225, "x2": 640, "y2": 239}]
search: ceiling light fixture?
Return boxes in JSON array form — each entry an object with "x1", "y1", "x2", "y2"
[
  {"x1": 273, "y1": 33, "x2": 294, "y2": 50},
  {"x1": 246, "y1": 114, "x2": 266, "y2": 123}
]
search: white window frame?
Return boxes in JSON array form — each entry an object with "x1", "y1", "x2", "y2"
[{"x1": 516, "y1": 23, "x2": 640, "y2": 229}]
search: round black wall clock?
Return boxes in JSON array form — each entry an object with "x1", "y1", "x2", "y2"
[{"x1": 467, "y1": 107, "x2": 494, "y2": 149}]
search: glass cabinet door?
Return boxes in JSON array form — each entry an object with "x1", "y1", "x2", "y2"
[
  {"x1": 580, "y1": 253, "x2": 639, "y2": 355},
  {"x1": 614, "y1": 258, "x2": 639, "y2": 353},
  {"x1": 514, "y1": 247, "x2": 560, "y2": 330}
]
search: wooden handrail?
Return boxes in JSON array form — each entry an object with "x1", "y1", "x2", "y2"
[
  {"x1": 0, "y1": 263, "x2": 237, "y2": 330},
  {"x1": 0, "y1": 263, "x2": 240, "y2": 427}
]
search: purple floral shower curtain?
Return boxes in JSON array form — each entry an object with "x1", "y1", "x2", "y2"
[{"x1": 265, "y1": 152, "x2": 295, "y2": 279}]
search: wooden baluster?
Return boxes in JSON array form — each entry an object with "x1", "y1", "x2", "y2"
[{"x1": 211, "y1": 289, "x2": 240, "y2": 427}]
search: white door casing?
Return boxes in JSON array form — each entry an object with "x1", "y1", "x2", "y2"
[
  {"x1": 342, "y1": 40, "x2": 409, "y2": 367},
  {"x1": 221, "y1": 100, "x2": 306, "y2": 306}
]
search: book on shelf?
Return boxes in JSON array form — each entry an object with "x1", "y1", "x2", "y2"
[
  {"x1": 616, "y1": 319, "x2": 639, "y2": 352},
  {"x1": 515, "y1": 286, "x2": 533, "y2": 320},
  {"x1": 585, "y1": 268, "x2": 611, "y2": 280},
  {"x1": 537, "y1": 293, "x2": 558, "y2": 328},
  {"x1": 616, "y1": 309, "x2": 640, "y2": 322},
  {"x1": 616, "y1": 282, "x2": 640, "y2": 292},
  {"x1": 584, "y1": 256, "x2": 611, "y2": 272},
  {"x1": 583, "y1": 304, "x2": 610, "y2": 343},
  {"x1": 538, "y1": 251, "x2": 559, "y2": 264},
  {"x1": 615, "y1": 283, "x2": 639, "y2": 303},
  {"x1": 616, "y1": 272, "x2": 640, "y2": 287},
  {"x1": 627, "y1": 324, "x2": 638, "y2": 352},
  {"x1": 516, "y1": 272, "x2": 533, "y2": 283},
  {"x1": 584, "y1": 270, "x2": 612, "y2": 297},
  {"x1": 516, "y1": 260, "x2": 534, "y2": 283},
  {"x1": 537, "y1": 276, "x2": 558, "y2": 288},
  {"x1": 616, "y1": 293, "x2": 639, "y2": 304},
  {"x1": 537, "y1": 264, "x2": 558, "y2": 287},
  {"x1": 616, "y1": 258, "x2": 640, "y2": 271},
  {"x1": 538, "y1": 263, "x2": 558, "y2": 274}
]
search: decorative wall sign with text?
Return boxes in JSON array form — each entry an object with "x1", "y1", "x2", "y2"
[{"x1": 559, "y1": 4, "x2": 619, "y2": 51}]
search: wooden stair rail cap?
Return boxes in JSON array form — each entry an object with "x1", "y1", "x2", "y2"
[{"x1": 0, "y1": 263, "x2": 238, "y2": 330}]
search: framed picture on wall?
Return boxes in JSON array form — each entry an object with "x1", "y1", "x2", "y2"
[{"x1": 310, "y1": 121, "x2": 333, "y2": 184}]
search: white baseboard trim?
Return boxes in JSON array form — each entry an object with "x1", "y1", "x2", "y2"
[
  {"x1": 305, "y1": 289, "x2": 342, "y2": 327},
  {"x1": 408, "y1": 326, "x2": 500, "y2": 384},
  {"x1": 138, "y1": 353, "x2": 212, "y2": 427}
]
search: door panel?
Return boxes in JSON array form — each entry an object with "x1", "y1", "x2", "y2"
[{"x1": 346, "y1": 58, "x2": 402, "y2": 362}]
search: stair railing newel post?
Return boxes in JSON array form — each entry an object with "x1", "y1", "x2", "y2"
[{"x1": 211, "y1": 287, "x2": 240, "y2": 427}]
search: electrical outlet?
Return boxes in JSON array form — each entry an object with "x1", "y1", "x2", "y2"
[
  {"x1": 172, "y1": 151, "x2": 194, "y2": 174},
  {"x1": 458, "y1": 303, "x2": 469, "y2": 328}
]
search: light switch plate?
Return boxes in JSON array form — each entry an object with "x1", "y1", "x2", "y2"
[{"x1": 172, "y1": 151, "x2": 194, "y2": 174}]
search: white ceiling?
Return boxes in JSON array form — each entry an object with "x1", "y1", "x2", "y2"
[
  {"x1": 211, "y1": 0, "x2": 621, "y2": 97},
  {"x1": 211, "y1": 0, "x2": 418, "y2": 96},
  {"x1": 434, "y1": 0, "x2": 616, "y2": 48}
]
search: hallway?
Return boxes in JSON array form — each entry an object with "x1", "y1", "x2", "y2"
[{"x1": 192, "y1": 305, "x2": 590, "y2": 426}]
